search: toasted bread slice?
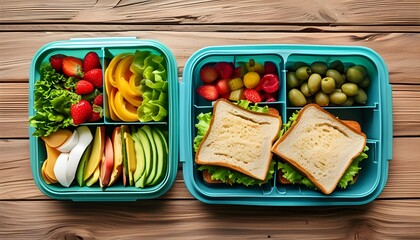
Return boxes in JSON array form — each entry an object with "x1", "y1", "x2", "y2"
[
  {"x1": 195, "y1": 99, "x2": 282, "y2": 181},
  {"x1": 271, "y1": 104, "x2": 366, "y2": 194}
]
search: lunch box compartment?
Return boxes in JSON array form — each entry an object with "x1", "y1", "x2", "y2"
[
  {"x1": 181, "y1": 44, "x2": 392, "y2": 206},
  {"x1": 29, "y1": 38, "x2": 179, "y2": 201}
]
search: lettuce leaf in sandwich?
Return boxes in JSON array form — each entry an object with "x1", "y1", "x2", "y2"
[
  {"x1": 193, "y1": 100, "x2": 275, "y2": 186},
  {"x1": 277, "y1": 110, "x2": 369, "y2": 190}
]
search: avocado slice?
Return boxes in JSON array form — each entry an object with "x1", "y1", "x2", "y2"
[
  {"x1": 142, "y1": 125, "x2": 157, "y2": 186},
  {"x1": 150, "y1": 127, "x2": 168, "y2": 186},
  {"x1": 132, "y1": 131, "x2": 145, "y2": 182},
  {"x1": 135, "y1": 128, "x2": 152, "y2": 188},
  {"x1": 75, "y1": 142, "x2": 93, "y2": 187},
  {"x1": 121, "y1": 125, "x2": 129, "y2": 186}
]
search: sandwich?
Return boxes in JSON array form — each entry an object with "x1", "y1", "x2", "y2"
[
  {"x1": 194, "y1": 99, "x2": 282, "y2": 185},
  {"x1": 271, "y1": 104, "x2": 368, "y2": 194}
]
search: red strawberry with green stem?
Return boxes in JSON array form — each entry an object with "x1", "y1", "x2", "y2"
[
  {"x1": 83, "y1": 52, "x2": 101, "y2": 72},
  {"x1": 84, "y1": 69, "x2": 103, "y2": 88},
  {"x1": 93, "y1": 93, "x2": 103, "y2": 106},
  {"x1": 62, "y1": 56, "x2": 84, "y2": 78},
  {"x1": 71, "y1": 100, "x2": 92, "y2": 125},
  {"x1": 261, "y1": 74, "x2": 280, "y2": 93},
  {"x1": 75, "y1": 80, "x2": 94, "y2": 95},
  {"x1": 49, "y1": 54, "x2": 65, "y2": 72}
]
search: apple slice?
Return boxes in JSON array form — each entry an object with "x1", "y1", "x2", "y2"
[
  {"x1": 108, "y1": 127, "x2": 123, "y2": 186},
  {"x1": 124, "y1": 132, "x2": 136, "y2": 186},
  {"x1": 65, "y1": 126, "x2": 93, "y2": 186},
  {"x1": 100, "y1": 135, "x2": 114, "y2": 188},
  {"x1": 83, "y1": 126, "x2": 105, "y2": 182},
  {"x1": 85, "y1": 164, "x2": 100, "y2": 187}
]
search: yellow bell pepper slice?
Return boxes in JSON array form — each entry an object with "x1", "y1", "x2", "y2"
[{"x1": 114, "y1": 91, "x2": 138, "y2": 122}]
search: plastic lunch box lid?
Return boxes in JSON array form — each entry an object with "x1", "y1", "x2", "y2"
[
  {"x1": 29, "y1": 39, "x2": 392, "y2": 205},
  {"x1": 29, "y1": 37, "x2": 179, "y2": 201}
]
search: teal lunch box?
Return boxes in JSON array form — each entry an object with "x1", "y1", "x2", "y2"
[
  {"x1": 29, "y1": 37, "x2": 179, "y2": 201},
  {"x1": 180, "y1": 44, "x2": 393, "y2": 206},
  {"x1": 30, "y1": 39, "x2": 392, "y2": 205}
]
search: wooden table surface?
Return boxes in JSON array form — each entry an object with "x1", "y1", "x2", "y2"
[{"x1": 1, "y1": 1, "x2": 420, "y2": 239}]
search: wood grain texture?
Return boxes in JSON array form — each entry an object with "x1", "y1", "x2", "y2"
[
  {"x1": 1, "y1": 200, "x2": 420, "y2": 239},
  {"x1": 1, "y1": 32, "x2": 419, "y2": 85},
  {"x1": 0, "y1": 138, "x2": 418, "y2": 200},
  {"x1": 2, "y1": 83, "x2": 419, "y2": 138},
  {"x1": 1, "y1": 0, "x2": 420, "y2": 25}
]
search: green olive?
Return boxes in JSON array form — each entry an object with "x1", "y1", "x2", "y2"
[
  {"x1": 315, "y1": 91, "x2": 330, "y2": 106},
  {"x1": 346, "y1": 66, "x2": 366, "y2": 84},
  {"x1": 359, "y1": 76, "x2": 370, "y2": 88},
  {"x1": 286, "y1": 72, "x2": 300, "y2": 89},
  {"x1": 354, "y1": 88, "x2": 368, "y2": 105},
  {"x1": 326, "y1": 69, "x2": 345, "y2": 88},
  {"x1": 288, "y1": 89, "x2": 307, "y2": 106},
  {"x1": 292, "y1": 62, "x2": 308, "y2": 71},
  {"x1": 321, "y1": 77, "x2": 336, "y2": 94},
  {"x1": 311, "y1": 61, "x2": 328, "y2": 75},
  {"x1": 296, "y1": 66, "x2": 311, "y2": 81},
  {"x1": 329, "y1": 91, "x2": 348, "y2": 105},
  {"x1": 341, "y1": 96, "x2": 354, "y2": 106},
  {"x1": 308, "y1": 73, "x2": 322, "y2": 95},
  {"x1": 300, "y1": 82, "x2": 311, "y2": 97},
  {"x1": 341, "y1": 83, "x2": 359, "y2": 96},
  {"x1": 329, "y1": 60, "x2": 345, "y2": 73},
  {"x1": 353, "y1": 65, "x2": 368, "y2": 76}
]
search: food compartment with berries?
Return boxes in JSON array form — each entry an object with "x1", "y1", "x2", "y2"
[
  {"x1": 29, "y1": 38, "x2": 179, "y2": 201},
  {"x1": 180, "y1": 44, "x2": 392, "y2": 206}
]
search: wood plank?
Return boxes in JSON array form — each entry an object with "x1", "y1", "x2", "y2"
[
  {"x1": 0, "y1": 138, "x2": 418, "y2": 200},
  {"x1": 1, "y1": 199, "x2": 420, "y2": 239},
  {"x1": 2, "y1": 83, "x2": 419, "y2": 138},
  {"x1": 1, "y1": 32, "x2": 419, "y2": 85},
  {"x1": 2, "y1": 24, "x2": 420, "y2": 33},
  {"x1": 1, "y1": 0, "x2": 420, "y2": 26}
]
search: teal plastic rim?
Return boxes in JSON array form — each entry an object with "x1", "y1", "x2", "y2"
[
  {"x1": 180, "y1": 44, "x2": 392, "y2": 206},
  {"x1": 29, "y1": 37, "x2": 179, "y2": 201}
]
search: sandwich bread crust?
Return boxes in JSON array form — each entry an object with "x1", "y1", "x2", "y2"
[
  {"x1": 271, "y1": 104, "x2": 366, "y2": 194},
  {"x1": 195, "y1": 99, "x2": 282, "y2": 181}
]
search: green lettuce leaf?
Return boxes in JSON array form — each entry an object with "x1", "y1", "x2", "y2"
[
  {"x1": 194, "y1": 100, "x2": 274, "y2": 186},
  {"x1": 29, "y1": 63, "x2": 80, "y2": 137},
  {"x1": 131, "y1": 50, "x2": 168, "y2": 122},
  {"x1": 277, "y1": 111, "x2": 369, "y2": 190},
  {"x1": 198, "y1": 161, "x2": 276, "y2": 186}
]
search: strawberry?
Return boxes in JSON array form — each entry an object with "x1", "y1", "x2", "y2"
[
  {"x1": 215, "y1": 79, "x2": 231, "y2": 96},
  {"x1": 62, "y1": 56, "x2": 84, "y2": 78},
  {"x1": 49, "y1": 54, "x2": 65, "y2": 72},
  {"x1": 75, "y1": 80, "x2": 94, "y2": 95},
  {"x1": 197, "y1": 85, "x2": 219, "y2": 101},
  {"x1": 261, "y1": 74, "x2": 280, "y2": 93},
  {"x1": 93, "y1": 93, "x2": 103, "y2": 106},
  {"x1": 83, "y1": 52, "x2": 101, "y2": 72},
  {"x1": 84, "y1": 68, "x2": 103, "y2": 88},
  {"x1": 70, "y1": 100, "x2": 92, "y2": 125},
  {"x1": 243, "y1": 89, "x2": 262, "y2": 103},
  {"x1": 264, "y1": 61, "x2": 277, "y2": 75},
  {"x1": 200, "y1": 65, "x2": 218, "y2": 84},
  {"x1": 214, "y1": 62, "x2": 234, "y2": 79},
  {"x1": 87, "y1": 111, "x2": 101, "y2": 122}
]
